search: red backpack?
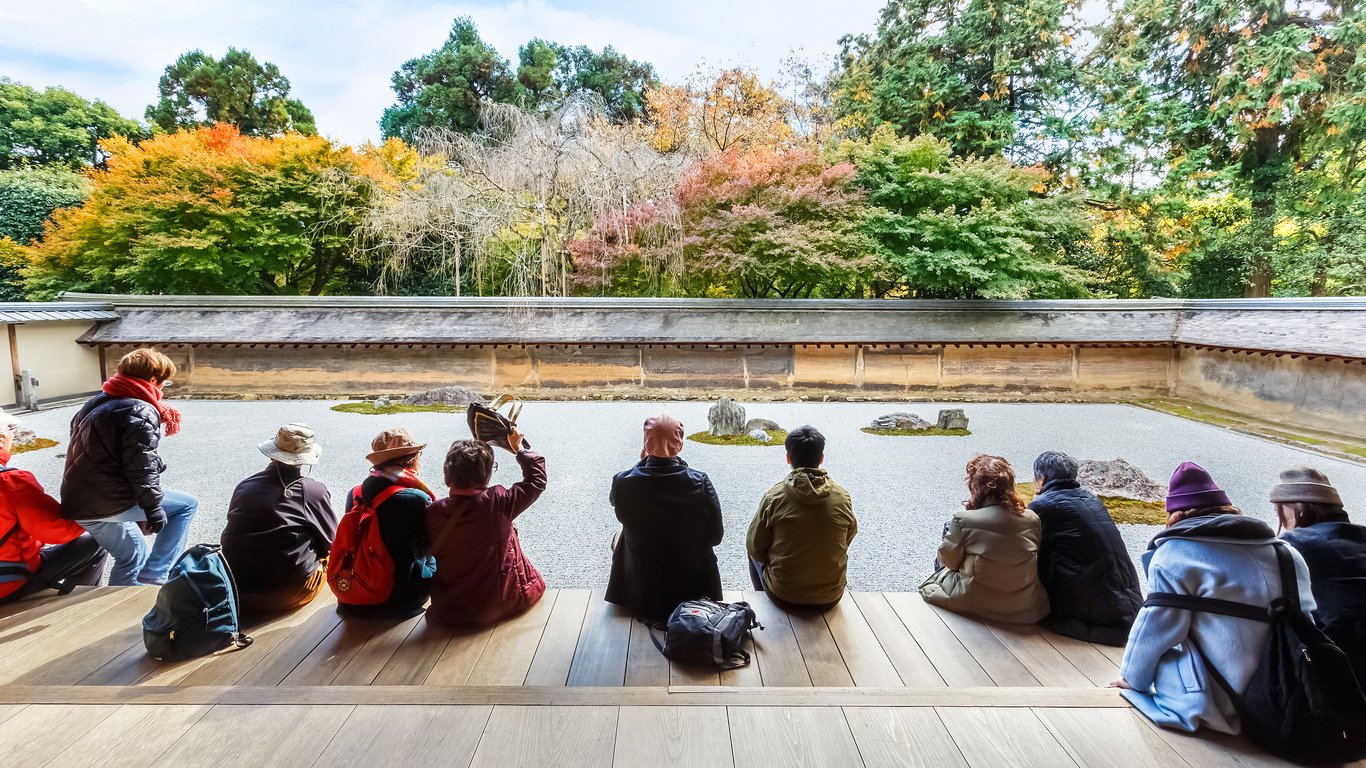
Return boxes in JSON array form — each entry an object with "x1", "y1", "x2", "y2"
[{"x1": 327, "y1": 485, "x2": 404, "y2": 605}]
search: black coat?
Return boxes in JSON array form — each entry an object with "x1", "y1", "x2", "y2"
[
  {"x1": 221, "y1": 463, "x2": 337, "y2": 593},
  {"x1": 1030, "y1": 479, "x2": 1142, "y2": 646},
  {"x1": 605, "y1": 457, "x2": 724, "y2": 620},
  {"x1": 61, "y1": 394, "x2": 165, "y2": 521},
  {"x1": 1282, "y1": 522, "x2": 1366, "y2": 683}
]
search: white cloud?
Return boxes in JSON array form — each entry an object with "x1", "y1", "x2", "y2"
[{"x1": 0, "y1": 0, "x2": 887, "y2": 144}]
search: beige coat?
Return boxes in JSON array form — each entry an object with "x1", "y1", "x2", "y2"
[{"x1": 919, "y1": 504, "x2": 1050, "y2": 624}]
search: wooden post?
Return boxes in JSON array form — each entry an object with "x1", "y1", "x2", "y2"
[{"x1": 7, "y1": 324, "x2": 19, "y2": 400}]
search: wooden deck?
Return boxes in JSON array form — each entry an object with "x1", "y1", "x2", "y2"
[{"x1": 0, "y1": 587, "x2": 1348, "y2": 767}]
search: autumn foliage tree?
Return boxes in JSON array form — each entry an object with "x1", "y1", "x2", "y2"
[{"x1": 641, "y1": 67, "x2": 795, "y2": 154}]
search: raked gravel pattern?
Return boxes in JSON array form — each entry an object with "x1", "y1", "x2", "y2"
[{"x1": 15, "y1": 400, "x2": 1366, "y2": 592}]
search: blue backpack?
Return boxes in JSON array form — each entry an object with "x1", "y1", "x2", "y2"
[{"x1": 142, "y1": 544, "x2": 253, "y2": 661}]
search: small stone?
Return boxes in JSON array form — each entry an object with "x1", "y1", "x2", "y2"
[
  {"x1": 744, "y1": 418, "x2": 782, "y2": 433},
  {"x1": 748, "y1": 429, "x2": 772, "y2": 443},
  {"x1": 708, "y1": 396, "x2": 747, "y2": 436},
  {"x1": 402, "y1": 385, "x2": 485, "y2": 406},
  {"x1": 870, "y1": 412, "x2": 932, "y2": 430},
  {"x1": 936, "y1": 409, "x2": 969, "y2": 430},
  {"x1": 12, "y1": 425, "x2": 38, "y2": 447},
  {"x1": 1078, "y1": 459, "x2": 1167, "y2": 503}
]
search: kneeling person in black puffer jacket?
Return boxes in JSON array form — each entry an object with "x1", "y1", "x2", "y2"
[{"x1": 1029, "y1": 451, "x2": 1141, "y2": 646}]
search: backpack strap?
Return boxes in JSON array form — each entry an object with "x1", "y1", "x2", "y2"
[
  {"x1": 0, "y1": 521, "x2": 20, "y2": 551},
  {"x1": 1143, "y1": 592, "x2": 1272, "y2": 622},
  {"x1": 1271, "y1": 543, "x2": 1301, "y2": 613}
]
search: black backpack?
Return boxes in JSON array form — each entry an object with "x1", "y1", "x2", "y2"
[
  {"x1": 1145, "y1": 544, "x2": 1366, "y2": 765},
  {"x1": 650, "y1": 599, "x2": 762, "y2": 669},
  {"x1": 143, "y1": 544, "x2": 253, "y2": 661}
]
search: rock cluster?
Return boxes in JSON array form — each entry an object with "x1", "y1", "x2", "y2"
[
  {"x1": 936, "y1": 409, "x2": 969, "y2": 430},
  {"x1": 870, "y1": 412, "x2": 932, "y2": 430},
  {"x1": 747, "y1": 429, "x2": 773, "y2": 443},
  {"x1": 402, "y1": 385, "x2": 486, "y2": 406},
  {"x1": 373, "y1": 395, "x2": 391, "y2": 410},
  {"x1": 744, "y1": 418, "x2": 781, "y2": 432},
  {"x1": 1078, "y1": 459, "x2": 1167, "y2": 503},
  {"x1": 708, "y1": 397, "x2": 747, "y2": 436}
]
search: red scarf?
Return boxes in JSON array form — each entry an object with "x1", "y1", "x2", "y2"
[{"x1": 103, "y1": 374, "x2": 182, "y2": 437}]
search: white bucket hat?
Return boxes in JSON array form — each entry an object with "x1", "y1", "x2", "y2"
[
  {"x1": 0, "y1": 410, "x2": 21, "y2": 432},
  {"x1": 259, "y1": 423, "x2": 322, "y2": 466}
]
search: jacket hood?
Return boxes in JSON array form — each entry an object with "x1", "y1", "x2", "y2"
[
  {"x1": 1149, "y1": 513, "x2": 1275, "y2": 550},
  {"x1": 785, "y1": 467, "x2": 832, "y2": 502}
]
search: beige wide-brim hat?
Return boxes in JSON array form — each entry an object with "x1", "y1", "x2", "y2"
[
  {"x1": 0, "y1": 410, "x2": 21, "y2": 431},
  {"x1": 259, "y1": 423, "x2": 322, "y2": 466},
  {"x1": 366, "y1": 427, "x2": 426, "y2": 466}
]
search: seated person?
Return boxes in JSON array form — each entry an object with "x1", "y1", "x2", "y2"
[
  {"x1": 0, "y1": 411, "x2": 107, "y2": 603},
  {"x1": 920, "y1": 455, "x2": 1049, "y2": 624},
  {"x1": 334, "y1": 428, "x2": 435, "y2": 618},
  {"x1": 1029, "y1": 451, "x2": 1141, "y2": 646},
  {"x1": 746, "y1": 426, "x2": 857, "y2": 611},
  {"x1": 1115, "y1": 462, "x2": 1316, "y2": 734},
  {"x1": 1274, "y1": 465, "x2": 1366, "y2": 683},
  {"x1": 221, "y1": 424, "x2": 336, "y2": 617},
  {"x1": 426, "y1": 431, "x2": 547, "y2": 628},
  {"x1": 606, "y1": 415, "x2": 723, "y2": 622}
]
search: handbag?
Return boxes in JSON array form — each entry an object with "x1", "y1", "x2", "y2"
[{"x1": 467, "y1": 394, "x2": 531, "y2": 450}]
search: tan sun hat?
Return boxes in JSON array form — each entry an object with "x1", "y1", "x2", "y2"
[
  {"x1": 366, "y1": 427, "x2": 426, "y2": 466},
  {"x1": 259, "y1": 423, "x2": 321, "y2": 466}
]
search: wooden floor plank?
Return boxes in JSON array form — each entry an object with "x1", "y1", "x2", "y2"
[
  {"x1": 986, "y1": 623, "x2": 1094, "y2": 688},
  {"x1": 154, "y1": 595, "x2": 339, "y2": 686},
  {"x1": 1, "y1": 587, "x2": 152, "y2": 685},
  {"x1": 280, "y1": 615, "x2": 395, "y2": 686},
  {"x1": 0, "y1": 703, "x2": 119, "y2": 766},
  {"x1": 624, "y1": 616, "x2": 669, "y2": 687},
  {"x1": 0, "y1": 586, "x2": 113, "y2": 632},
  {"x1": 882, "y1": 593, "x2": 993, "y2": 687},
  {"x1": 468, "y1": 705, "x2": 618, "y2": 768},
  {"x1": 370, "y1": 617, "x2": 455, "y2": 686},
  {"x1": 719, "y1": 589, "x2": 763, "y2": 687},
  {"x1": 232, "y1": 602, "x2": 344, "y2": 686},
  {"x1": 524, "y1": 588, "x2": 590, "y2": 686},
  {"x1": 936, "y1": 707, "x2": 1079, "y2": 768},
  {"x1": 1035, "y1": 708, "x2": 1192, "y2": 768},
  {"x1": 825, "y1": 593, "x2": 902, "y2": 687},
  {"x1": 0, "y1": 703, "x2": 24, "y2": 727},
  {"x1": 149, "y1": 704, "x2": 353, "y2": 768},
  {"x1": 853, "y1": 593, "x2": 945, "y2": 687},
  {"x1": 329, "y1": 614, "x2": 425, "y2": 686},
  {"x1": 1135, "y1": 712, "x2": 1301, "y2": 767},
  {"x1": 670, "y1": 659, "x2": 721, "y2": 686},
  {"x1": 423, "y1": 625, "x2": 495, "y2": 686},
  {"x1": 743, "y1": 590, "x2": 812, "y2": 687},
  {"x1": 466, "y1": 593, "x2": 557, "y2": 686},
  {"x1": 42, "y1": 704, "x2": 212, "y2": 768},
  {"x1": 613, "y1": 707, "x2": 733, "y2": 767},
  {"x1": 306, "y1": 705, "x2": 493, "y2": 768},
  {"x1": 1037, "y1": 631, "x2": 1123, "y2": 688},
  {"x1": 1096, "y1": 642, "x2": 1127, "y2": 667},
  {"x1": 843, "y1": 707, "x2": 970, "y2": 768},
  {"x1": 567, "y1": 591, "x2": 631, "y2": 686},
  {"x1": 932, "y1": 608, "x2": 1040, "y2": 687},
  {"x1": 0, "y1": 587, "x2": 146, "y2": 678},
  {"x1": 790, "y1": 609, "x2": 855, "y2": 687},
  {"x1": 728, "y1": 706, "x2": 865, "y2": 767}
]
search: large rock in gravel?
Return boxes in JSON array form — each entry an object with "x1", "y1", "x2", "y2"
[
  {"x1": 708, "y1": 397, "x2": 747, "y2": 436},
  {"x1": 870, "y1": 412, "x2": 931, "y2": 430},
  {"x1": 747, "y1": 429, "x2": 773, "y2": 443},
  {"x1": 402, "y1": 385, "x2": 486, "y2": 407},
  {"x1": 936, "y1": 409, "x2": 969, "y2": 430},
  {"x1": 12, "y1": 424, "x2": 38, "y2": 447},
  {"x1": 744, "y1": 418, "x2": 782, "y2": 433},
  {"x1": 1078, "y1": 459, "x2": 1167, "y2": 502}
]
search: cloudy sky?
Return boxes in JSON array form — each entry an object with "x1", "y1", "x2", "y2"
[{"x1": 0, "y1": 0, "x2": 890, "y2": 145}]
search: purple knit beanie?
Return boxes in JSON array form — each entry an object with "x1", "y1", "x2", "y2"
[{"x1": 1166, "y1": 461, "x2": 1232, "y2": 513}]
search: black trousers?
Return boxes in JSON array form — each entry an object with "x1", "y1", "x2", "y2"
[
  {"x1": 747, "y1": 559, "x2": 840, "y2": 613},
  {"x1": 0, "y1": 534, "x2": 108, "y2": 604}
]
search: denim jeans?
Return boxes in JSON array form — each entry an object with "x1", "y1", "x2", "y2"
[{"x1": 80, "y1": 489, "x2": 198, "y2": 586}]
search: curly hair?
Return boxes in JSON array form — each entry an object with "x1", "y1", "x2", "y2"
[
  {"x1": 966, "y1": 454, "x2": 1026, "y2": 516},
  {"x1": 444, "y1": 439, "x2": 494, "y2": 489}
]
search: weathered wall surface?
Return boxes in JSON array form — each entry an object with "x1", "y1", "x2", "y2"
[
  {"x1": 4, "y1": 321, "x2": 102, "y2": 406},
  {"x1": 1173, "y1": 347, "x2": 1366, "y2": 438}
]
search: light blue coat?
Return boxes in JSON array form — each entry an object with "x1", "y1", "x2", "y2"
[{"x1": 1120, "y1": 516, "x2": 1316, "y2": 734}]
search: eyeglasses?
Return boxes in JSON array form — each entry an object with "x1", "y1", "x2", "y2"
[{"x1": 491, "y1": 462, "x2": 499, "y2": 472}]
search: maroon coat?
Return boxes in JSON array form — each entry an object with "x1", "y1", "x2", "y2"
[{"x1": 425, "y1": 450, "x2": 547, "y2": 628}]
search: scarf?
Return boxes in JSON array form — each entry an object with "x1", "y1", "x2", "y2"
[
  {"x1": 0, "y1": 450, "x2": 9, "y2": 466},
  {"x1": 103, "y1": 373, "x2": 182, "y2": 437},
  {"x1": 369, "y1": 466, "x2": 436, "y2": 502}
]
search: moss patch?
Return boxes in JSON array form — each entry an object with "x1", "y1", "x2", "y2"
[
  {"x1": 860, "y1": 427, "x2": 971, "y2": 437},
  {"x1": 687, "y1": 429, "x2": 787, "y2": 446},
  {"x1": 13, "y1": 437, "x2": 58, "y2": 454},
  {"x1": 1015, "y1": 482, "x2": 1166, "y2": 526},
  {"x1": 330, "y1": 402, "x2": 465, "y2": 416},
  {"x1": 1131, "y1": 398, "x2": 1366, "y2": 465}
]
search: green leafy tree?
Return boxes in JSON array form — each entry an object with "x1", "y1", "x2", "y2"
[
  {"x1": 145, "y1": 48, "x2": 316, "y2": 136},
  {"x1": 0, "y1": 79, "x2": 145, "y2": 169},
  {"x1": 554, "y1": 45, "x2": 658, "y2": 122},
  {"x1": 517, "y1": 39, "x2": 561, "y2": 113},
  {"x1": 381, "y1": 17, "x2": 519, "y2": 140},
  {"x1": 0, "y1": 167, "x2": 89, "y2": 299},
  {"x1": 831, "y1": 129, "x2": 1093, "y2": 298}
]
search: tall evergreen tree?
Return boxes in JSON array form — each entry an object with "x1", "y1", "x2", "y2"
[
  {"x1": 146, "y1": 48, "x2": 316, "y2": 136},
  {"x1": 381, "y1": 17, "x2": 519, "y2": 140}
]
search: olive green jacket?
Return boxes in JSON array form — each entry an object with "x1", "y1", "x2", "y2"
[{"x1": 746, "y1": 468, "x2": 857, "y2": 606}]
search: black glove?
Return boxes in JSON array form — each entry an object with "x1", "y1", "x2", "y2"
[{"x1": 143, "y1": 506, "x2": 167, "y2": 534}]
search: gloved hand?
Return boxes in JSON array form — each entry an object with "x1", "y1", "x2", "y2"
[{"x1": 144, "y1": 506, "x2": 167, "y2": 534}]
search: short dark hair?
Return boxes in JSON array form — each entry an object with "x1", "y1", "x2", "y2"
[
  {"x1": 1277, "y1": 501, "x2": 1350, "y2": 528},
  {"x1": 785, "y1": 425, "x2": 825, "y2": 469},
  {"x1": 444, "y1": 440, "x2": 494, "y2": 489},
  {"x1": 377, "y1": 452, "x2": 420, "y2": 473},
  {"x1": 1033, "y1": 451, "x2": 1079, "y2": 483}
]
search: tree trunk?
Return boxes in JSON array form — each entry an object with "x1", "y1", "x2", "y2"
[{"x1": 1243, "y1": 127, "x2": 1283, "y2": 298}]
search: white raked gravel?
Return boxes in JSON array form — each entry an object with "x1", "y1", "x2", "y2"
[{"x1": 15, "y1": 399, "x2": 1365, "y2": 591}]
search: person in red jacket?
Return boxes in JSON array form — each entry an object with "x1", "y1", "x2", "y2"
[
  {"x1": 425, "y1": 429, "x2": 547, "y2": 628},
  {"x1": 0, "y1": 411, "x2": 107, "y2": 603}
]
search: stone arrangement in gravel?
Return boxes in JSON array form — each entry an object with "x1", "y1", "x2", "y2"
[
  {"x1": 691, "y1": 397, "x2": 787, "y2": 445},
  {"x1": 403, "y1": 385, "x2": 486, "y2": 407},
  {"x1": 330, "y1": 384, "x2": 483, "y2": 415},
  {"x1": 11, "y1": 423, "x2": 57, "y2": 454},
  {"x1": 1016, "y1": 458, "x2": 1168, "y2": 525},
  {"x1": 863, "y1": 409, "x2": 972, "y2": 437}
]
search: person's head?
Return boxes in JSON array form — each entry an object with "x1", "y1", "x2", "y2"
[
  {"x1": 116, "y1": 347, "x2": 177, "y2": 387},
  {"x1": 642, "y1": 414, "x2": 684, "y2": 459},
  {"x1": 366, "y1": 427, "x2": 425, "y2": 473},
  {"x1": 785, "y1": 425, "x2": 825, "y2": 469},
  {"x1": 1165, "y1": 461, "x2": 1237, "y2": 526},
  {"x1": 965, "y1": 454, "x2": 1025, "y2": 515},
  {"x1": 1270, "y1": 465, "x2": 1347, "y2": 531},
  {"x1": 259, "y1": 423, "x2": 321, "y2": 467},
  {"x1": 1032, "y1": 451, "x2": 1078, "y2": 491},
  {"x1": 0, "y1": 411, "x2": 19, "y2": 460},
  {"x1": 444, "y1": 440, "x2": 496, "y2": 490}
]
